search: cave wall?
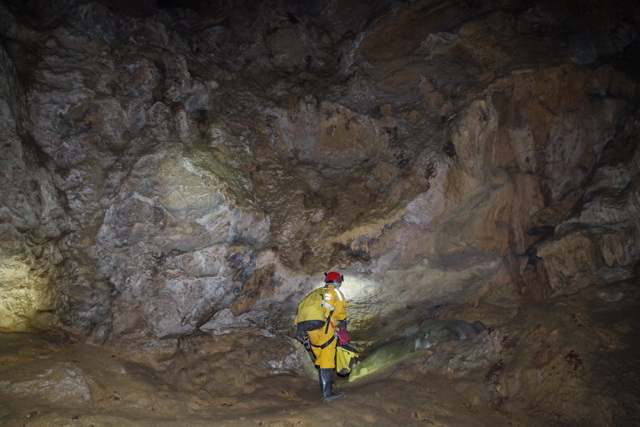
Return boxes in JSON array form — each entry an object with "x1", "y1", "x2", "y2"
[{"x1": 0, "y1": 0, "x2": 638, "y2": 351}]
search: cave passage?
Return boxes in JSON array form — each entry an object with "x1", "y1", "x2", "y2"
[{"x1": 0, "y1": 0, "x2": 639, "y2": 425}]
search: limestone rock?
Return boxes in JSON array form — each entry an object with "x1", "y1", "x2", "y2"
[{"x1": 0, "y1": 0, "x2": 637, "y2": 351}]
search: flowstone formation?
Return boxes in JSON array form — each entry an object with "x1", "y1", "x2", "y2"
[{"x1": 0, "y1": 0, "x2": 639, "y2": 424}]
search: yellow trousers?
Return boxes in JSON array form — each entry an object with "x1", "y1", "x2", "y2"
[{"x1": 307, "y1": 324, "x2": 337, "y2": 369}]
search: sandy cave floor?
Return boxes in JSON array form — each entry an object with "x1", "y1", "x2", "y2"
[
  {"x1": 0, "y1": 332, "x2": 527, "y2": 427},
  {"x1": 1, "y1": 281, "x2": 640, "y2": 427}
]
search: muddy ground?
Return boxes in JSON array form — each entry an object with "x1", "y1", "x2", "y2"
[
  {"x1": 1, "y1": 281, "x2": 639, "y2": 426},
  {"x1": 0, "y1": 333, "x2": 515, "y2": 427}
]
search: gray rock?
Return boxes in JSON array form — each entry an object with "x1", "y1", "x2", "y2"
[
  {"x1": 414, "y1": 319, "x2": 486, "y2": 350},
  {"x1": 568, "y1": 33, "x2": 598, "y2": 65}
]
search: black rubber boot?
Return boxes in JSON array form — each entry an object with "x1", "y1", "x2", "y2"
[{"x1": 319, "y1": 368, "x2": 344, "y2": 401}]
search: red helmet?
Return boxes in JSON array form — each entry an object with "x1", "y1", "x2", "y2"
[{"x1": 324, "y1": 271, "x2": 344, "y2": 283}]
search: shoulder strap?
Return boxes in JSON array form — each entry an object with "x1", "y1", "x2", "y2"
[{"x1": 324, "y1": 309, "x2": 333, "y2": 333}]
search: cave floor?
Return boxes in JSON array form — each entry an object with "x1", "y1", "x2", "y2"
[
  {"x1": 0, "y1": 332, "x2": 525, "y2": 427},
  {"x1": 1, "y1": 280, "x2": 639, "y2": 427}
]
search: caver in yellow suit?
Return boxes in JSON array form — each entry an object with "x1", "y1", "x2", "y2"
[{"x1": 294, "y1": 271, "x2": 348, "y2": 401}]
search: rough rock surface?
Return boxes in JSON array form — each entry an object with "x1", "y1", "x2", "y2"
[{"x1": 0, "y1": 0, "x2": 639, "y2": 424}]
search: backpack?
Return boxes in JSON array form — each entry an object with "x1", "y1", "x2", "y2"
[
  {"x1": 336, "y1": 342, "x2": 359, "y2": 376},
  {"x1": 294, "y1": 287, "x2": 329, "y2": 338}
]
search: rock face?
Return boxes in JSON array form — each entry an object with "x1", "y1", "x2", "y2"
[{"x1": 0, "y1": 0, "x2": 638, "y2": 357}]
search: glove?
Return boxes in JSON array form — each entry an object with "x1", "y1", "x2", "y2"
[
  {"x1": 336, "y1": 319, "x2": 350, "y2": 344},
  {"x1": 303, "y1": 335, "x2": 311, "y2": 350},
  {"x1": 295, "y1": 325, "x2": 306, "y2": 341}
]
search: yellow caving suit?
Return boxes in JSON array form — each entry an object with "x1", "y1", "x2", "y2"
[{"x1": 303, "y1": 284, "x2": 347, "y2": 369}]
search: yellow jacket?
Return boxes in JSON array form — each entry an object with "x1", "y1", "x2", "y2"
[
  {"x1": 322, "y1": 284, "x2": 347, "y2": 324},
  {"x1": 294, "y1": 284, "x2": 347, "y2": 326}
]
